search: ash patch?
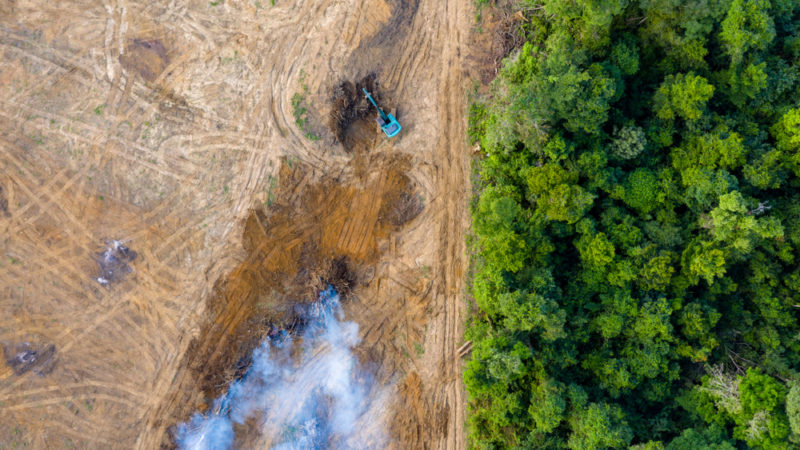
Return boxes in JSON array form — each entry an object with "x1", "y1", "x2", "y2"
[
  {"x1": 0, "y1": 185, "x2": 9, "y2": 217},
  {"x1": 329, "y1": 75, "x2": 381, "y2": 150},
  {"x1": 120, "y1": 38, "x2": 170, "y2": 82},
  {"x1": 3, "y1": 342, "x2": 57, "y2": 376},
  {"x1": 94, "y1": 240, "x2": 137, "y2": 286}
]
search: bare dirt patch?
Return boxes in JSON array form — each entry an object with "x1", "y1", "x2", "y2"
[
  {"x1": 0, "y1": 0, "x2": 473, "y2": 447},
  {"x1": 390, "y1": 371, "x2": 450, "y2": 447}
]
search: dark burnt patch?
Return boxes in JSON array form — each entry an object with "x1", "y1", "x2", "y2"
[
  {"x1": 3, "y1": 341, "x2": 57, "y2": 376},
  {"x1": 120, "y1": 38, "x2": 170, "y2": 82},
  {"x1": 0, "y1": 185, "x2": 9, "y2": 217},
  {"x1": 94, "y1": 240, "x2": 137, "y2": 286},
  {"x1": 329, "y1": 75, "x2": 380, "y2": 151},
  {"x1": 323, "y1": 256, "x2": 357, "y2": 297}
]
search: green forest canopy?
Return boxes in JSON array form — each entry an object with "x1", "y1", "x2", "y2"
[{"x1": 466, "y1": 0, "x2": 800, "y2": 448}]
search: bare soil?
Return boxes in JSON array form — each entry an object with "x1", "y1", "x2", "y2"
[{"x1": 0, "y1": 0, "x2": 473, "y2": 448}]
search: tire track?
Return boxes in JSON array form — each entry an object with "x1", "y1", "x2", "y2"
[{"x1": 0, "y1": 0, "x2": 472, "y2": 447}]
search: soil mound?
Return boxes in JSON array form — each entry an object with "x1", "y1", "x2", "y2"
[{"x1": 379, "y1": 190, "x2": 423, "y2": 227}]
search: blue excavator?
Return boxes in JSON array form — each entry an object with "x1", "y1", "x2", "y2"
[{"x1": 362, "y1": 88, "x2": 402, "y2": 138}]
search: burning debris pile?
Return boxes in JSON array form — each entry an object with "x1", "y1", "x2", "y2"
[
  {"x1": 301, "y1": 255, "x2": 357, "y2": 301},
  {"x1": 3, "y1": 341, "x2": 57, "y2": 376},
  {"x1": 94, "y1": 240, "x2": 137, "y2": 285},
  {"x1": 175, "y1": 287, "x2": 384, "y2": 449}
]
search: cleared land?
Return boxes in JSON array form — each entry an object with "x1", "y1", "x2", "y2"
[{"x1": 0, "y1": 0, "x2": 472, "y2": 448}]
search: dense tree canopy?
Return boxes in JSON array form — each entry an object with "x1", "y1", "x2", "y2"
[{"x1": 466, "y1": 0, "x2": 800, "y2": 447}]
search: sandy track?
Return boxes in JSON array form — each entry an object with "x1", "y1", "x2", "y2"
[{"x1": 0, "y1": 0, "x2": 472, "y2": 448}]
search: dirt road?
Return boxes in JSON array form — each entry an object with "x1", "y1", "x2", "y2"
[{"x1": 0, "y1": 0, "x2": 472, "y2": 447}]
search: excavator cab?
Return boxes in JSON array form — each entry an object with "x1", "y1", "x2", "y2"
[{"x1": 362, "y1": 88, "x2": 402, "y2": 138}]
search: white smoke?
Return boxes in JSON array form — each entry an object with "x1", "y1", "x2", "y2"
[{"x1": 176, "y1": 287, "x2": 386, "y2": 449}]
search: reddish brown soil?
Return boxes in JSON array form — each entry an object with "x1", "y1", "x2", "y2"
[{"x1": 152, "y1": 154, "x2": 421, "y2": 446}]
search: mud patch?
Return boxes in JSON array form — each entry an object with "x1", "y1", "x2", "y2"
[
  {"x1": 120, "y1": 38, "x2": 170, "y2": 82},
  {"x1": 329, "y1": 75, "x2": 382, "y2": 151},
  {"x1": 3, "y1": 341, "x2": 56, "y2": 376},
  {"x1": 94, "y1": 240, "x2": 137, "y2": 285}
]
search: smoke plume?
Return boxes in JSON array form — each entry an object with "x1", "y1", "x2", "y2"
[{"x1": 176, "y1": 287, "x2": 386, "y2": 449}]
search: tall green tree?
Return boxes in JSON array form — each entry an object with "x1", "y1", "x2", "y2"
[
  {"x1": 466, "y1": 0, "x2": 800, "y2": 447},
  {"x1": 653, "y1": 73, "x2": 715, "y2": 121}
]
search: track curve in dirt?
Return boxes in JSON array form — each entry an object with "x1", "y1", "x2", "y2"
[{"x1": 0, "y1": 0, "x2": 472, "y2": 448}]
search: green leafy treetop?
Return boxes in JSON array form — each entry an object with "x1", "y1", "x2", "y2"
[
  {"x1": 654, "y1": 73, "x2": 714, "y2": 121},
  {"x1": 466, "y1": 1, "x2": 800, "y2": 448}
]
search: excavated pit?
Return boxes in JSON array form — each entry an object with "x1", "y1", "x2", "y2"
[{"x1": 329, "y1": 75, "x2": 395, "y2": 151}]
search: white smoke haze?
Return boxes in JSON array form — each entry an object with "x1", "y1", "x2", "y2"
[{"x1": 176, "y1": 287, "x2": 388, "y2": 449}]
